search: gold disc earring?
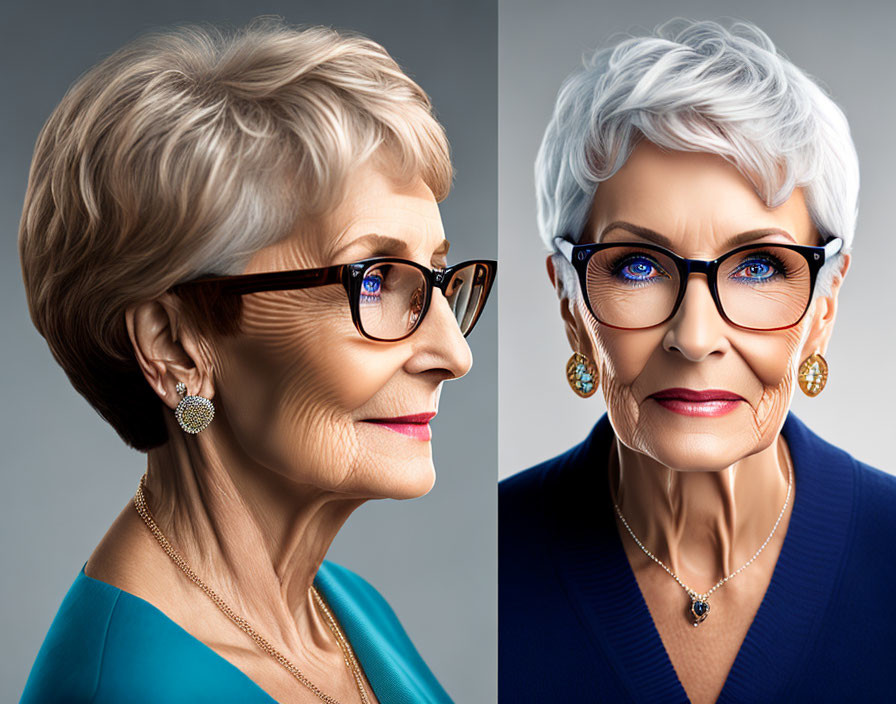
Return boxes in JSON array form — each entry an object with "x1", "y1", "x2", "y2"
[
  {"x1": 566, "y1": 352, "x2": 599, "y2": 398},
  {"x1": 174, "y1": 381, "x2": 215, "y2": 433},
  {"x1": 798, "y1": 353, "x2": 829, "y2": 397}
]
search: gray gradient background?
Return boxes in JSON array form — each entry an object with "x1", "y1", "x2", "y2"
[
  {"x1": 2, "y1": 1, "x2": 496, "y2": 701},
  {"x1": 500, "y1": 0, "x2": 896, "y2": 480}
]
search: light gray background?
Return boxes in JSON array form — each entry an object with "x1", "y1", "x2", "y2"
[
  {"x1": 499, "y1": 0, "x2": 896, "y2": 480},
  {"x1": 2, "y1": 1, "x2": 496, "y2": 702}
]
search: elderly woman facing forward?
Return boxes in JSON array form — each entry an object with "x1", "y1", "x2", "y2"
[
  {"x1": 19, "y1": 21, "x2": 494, "y2": 704},
  {"x1": 499, "y1": 20, "x2": 895, "y2": 704}
]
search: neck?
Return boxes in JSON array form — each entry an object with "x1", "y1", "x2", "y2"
[
  {"x1": 609, "y1": 434, "x2": 792, "y2": 591},
  {"x1": 140, "y1": 415, "x2": 365, "y2": 653}
]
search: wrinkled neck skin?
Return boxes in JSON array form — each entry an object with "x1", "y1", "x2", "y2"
[
  {"x1": 141, "y1": 411, "x2": 365, "y2": 657},
  {"x1": 608, "y1": 434, "x2": 792, "y2": 591}
]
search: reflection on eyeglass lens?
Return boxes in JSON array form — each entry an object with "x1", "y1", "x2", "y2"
[{"x1": 360, "y1": 272, "x2": 382, "y2": 302}]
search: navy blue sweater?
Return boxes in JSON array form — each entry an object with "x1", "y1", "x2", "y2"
[{"x1": 499, "y1": 412, "x2": 896, "y2": 702}]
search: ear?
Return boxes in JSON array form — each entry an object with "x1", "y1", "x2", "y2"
[
  {"x1": 124, "y1": 295, "x2": 217, "y2": 410},
  {"x1": 546, "y1": 253, "x2": 585, "y2": 353},
  {"x1": 800, "y1": 254, "x2": 850, "y2": 360}
]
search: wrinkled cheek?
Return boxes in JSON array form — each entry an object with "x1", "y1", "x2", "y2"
[
  {"x1": 743, "y1": 326, "x2": 805, "y2": 441},
  {"x1": 577, "y1": 301, "x2": 647, "y2": 444},
  {"x1": 213, "y1": 293, "x2": 374, "y2": 486}
]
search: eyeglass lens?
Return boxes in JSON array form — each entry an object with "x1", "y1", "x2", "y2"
[
  {"x1": 357, "y1": 261, "x2": 490, "y2": 340},
  {"x1": 583, "y1": 245, "x2": 813, "y2": 330},
  {"x1": 444, "y1": 262, "x2": 490, "y2": 334}
]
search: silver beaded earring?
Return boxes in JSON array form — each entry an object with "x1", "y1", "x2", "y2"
[{"x1": 174, "y1": 381, "x2": 215, "y2": 434}]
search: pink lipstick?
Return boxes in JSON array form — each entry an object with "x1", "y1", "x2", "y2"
[
  {"x1": 363, "y1": 413, "x2": 436, "y2": 440},
  {"x1": 649, "y1": 388, "x2": 743, "y2": 417}
]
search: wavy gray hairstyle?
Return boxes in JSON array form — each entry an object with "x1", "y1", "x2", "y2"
[{"x1": 536, "y1": 19, "x2": 858, "y2": 296}]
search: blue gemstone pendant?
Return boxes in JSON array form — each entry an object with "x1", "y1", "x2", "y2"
[{"x1": 690, "y1": 598, "x2": 710, "y2": 627}]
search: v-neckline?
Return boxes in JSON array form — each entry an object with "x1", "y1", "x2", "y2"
[
  {"x1": 548, "y1": 413, "x2": 856, "y2": 703},
  {"x1": 77, "y1": 561, "x2": 367, "y2": 704}
]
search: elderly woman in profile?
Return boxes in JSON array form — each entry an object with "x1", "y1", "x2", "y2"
[
  {"x1": 500, "y1": 20, "x2": 896, "y2": 703},
  {"x1": 19, "y1": 21, "x2": 494, "y2": 704}
]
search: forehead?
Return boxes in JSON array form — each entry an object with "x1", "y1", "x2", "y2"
[
  {"x1": 587, "y1": 141, "x2": 817, "y2": 252},
  {"x1": 310, "y1": 160, "x2": 444, "y2": 263},
  {"x1": 247, "y1": 160, "x2": 445, "y2": 273}
]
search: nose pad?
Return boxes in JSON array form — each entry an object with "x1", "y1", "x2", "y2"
[{"x1": 663, "y1": 273, "x2": 729, "y2": 362}]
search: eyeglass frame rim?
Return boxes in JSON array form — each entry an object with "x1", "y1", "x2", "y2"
[
  {"x1": 168, "y1": 256, "x2": 497, "y2": 342},
  {"x1": 553, "y1": 235, "x2": 843, "y2": 332}
]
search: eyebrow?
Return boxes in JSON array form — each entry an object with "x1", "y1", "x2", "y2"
[
  {"x1": 331, "y1": 233, "x2": 451, "y2": 261},
  {"x1": 598, "y1": 221, "x2": 798, "y2": 249}
]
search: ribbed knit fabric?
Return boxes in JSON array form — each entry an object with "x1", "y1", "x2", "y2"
[
  {"x1": 20, "y1": 560, "x2": 453, "y2": 703},
  {"x1": 499, "y1": 412, "x2": 896, "y2": 702}
]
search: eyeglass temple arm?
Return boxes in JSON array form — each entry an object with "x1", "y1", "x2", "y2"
[
  {"x1": 553, "y1": 236, "x2": 575, "y2": 262},
  {"x1": 823, "y1": 237, "x2": 843, "y2": 260},
  {"x1": 172, "y1": 264, "x2": 344, "y2": 296}
]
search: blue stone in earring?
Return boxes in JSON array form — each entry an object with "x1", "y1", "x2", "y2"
[{"x1": 566, "y1": 353, "x2": 599, "y2": 398}]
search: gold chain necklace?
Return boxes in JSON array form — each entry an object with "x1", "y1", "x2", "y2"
[
  {"x1": 133, "y1": 473, "x2": 370, "y2": 703},
  {"x1": 611, "y1": 447, "x2": 793, "y2": 627}
]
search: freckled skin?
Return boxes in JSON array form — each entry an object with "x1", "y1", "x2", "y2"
[{"x1": 548, "y1": 141, "x2": 850, "y2": 704}]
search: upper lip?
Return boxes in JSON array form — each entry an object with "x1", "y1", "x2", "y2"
[
  {"x1": 363, "y1": 412, "x2": 437, "y2": 424},
  {"x1": 650, "y1": 388, "x2": 744, "y2": 402}
]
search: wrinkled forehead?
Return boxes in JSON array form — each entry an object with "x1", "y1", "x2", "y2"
[{"x1": 586, "y1": 142, "x2": 818, "y2": 257}]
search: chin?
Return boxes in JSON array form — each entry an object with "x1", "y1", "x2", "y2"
[
  {"x1": 351, "y1": 421, "x2": 437, "y2": 499},
  {"x1": 635, "y1": 430, "x2": 760, "y2": 472},
  {"x1": 617, "y1": 400, "x2": 770, "y2": 471},
  {"x1": 372, "y1": 459, "x2": 436, "y2": 500}
]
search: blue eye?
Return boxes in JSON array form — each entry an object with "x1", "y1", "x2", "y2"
[
  {"x1": 614, "y1": 255, "x2": 667, "y2": 283},
  {"x1": 360, "y1": 273, "x2": 382, "y2": 302},
  {"x1": 730, "y1": 256, "x2": 783, "y2": 283}
]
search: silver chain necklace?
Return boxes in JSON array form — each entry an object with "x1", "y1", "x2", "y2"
[{"x1": 612, "y1": 448, "x2": 793, "y2": 627}]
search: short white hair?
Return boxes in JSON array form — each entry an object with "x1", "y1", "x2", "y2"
[{"x1": 536, "y1": 19, "x2": 858, "y2": 295}]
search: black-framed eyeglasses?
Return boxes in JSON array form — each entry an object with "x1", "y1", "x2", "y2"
[
  {"x1": 170, "y1": 257, "x2": 497, "y2": 342},
  {"x1": 554, "y1": 236, "x2": 842, "y2": 332}
]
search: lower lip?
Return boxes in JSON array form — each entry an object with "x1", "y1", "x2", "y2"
[
  {"x1": 651, "y1": 398, "x2": 742, "y2": 417},
  {"x1": 364, "y1": 421, "x2": 432, "y2": 441}
]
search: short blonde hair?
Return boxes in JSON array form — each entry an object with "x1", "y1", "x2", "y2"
[{"x1": 19, "y1": 18, "x2": 452, "y2": 451}]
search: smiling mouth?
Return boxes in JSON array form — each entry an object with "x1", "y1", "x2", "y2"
[
  {"x1": 362, "y1": 413, "x2": 436, "y2": 441},
  {"x1": 649, "y1": 388, "x2": 744, "y2": 417}
]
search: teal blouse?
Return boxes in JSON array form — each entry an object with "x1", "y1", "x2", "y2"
[{"x1": 20, "y1": 560, "x2": 452, "y2": 703}]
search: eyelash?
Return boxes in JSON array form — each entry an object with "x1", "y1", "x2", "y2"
[
  {"x1": 728, "y1": 251, "x2": 789, "y2": 283},
  {"x1": 610, "y1": 254, "x2": 670, "y2": 285}
]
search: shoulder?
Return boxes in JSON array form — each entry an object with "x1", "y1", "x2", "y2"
[
  {"x1": 784, "y1": 412, "x2": 896, "y2": 522},
  {"x1": 21, "y1": 563, "x2": 277, "y2": 704},
  {"x1": 19, "y1": 564, "x2": 121, "y2": 703},
  {"x1": 315, "y1": 561, "x2": 452, "y2": 702},
  {"x1": 314, "y1": 560, "x2": 399, "y2": 623},
  {"x1": 499, "y1": 430, "x2": 594, "y2": 509},
  {"x1": 851, "y1": 458, "x2": 896, "y2": 537},
  {"x1": 500, "y1": 416, "x2": 612, "y2": 534},
  {"x1": 854, "y1": 456, "x2": 896, "y2": 499},
  {"x1": 315, "y1": 561, "x2": 422, "y2": 655}
]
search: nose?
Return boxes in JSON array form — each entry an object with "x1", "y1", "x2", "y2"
[
  {"x1": 662, "y1": 273, "x2": 730, "y2": 362},
  {"x1": 404, "y1": 287, "x2": 473, "y2": 379}
]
